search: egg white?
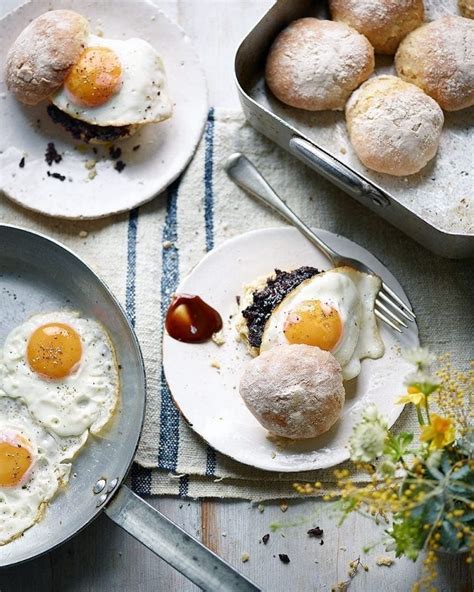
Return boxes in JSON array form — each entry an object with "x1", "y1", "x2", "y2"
[
  {"x1": 260, "y1": 268, "x2": 384, "y2": 380},
  {"x1": 0, "y1": 311, "x2": 119, "y2": 438},
  {"x1": 0, "y1": 397, "x2": 81, "y2": 545},
  {"x1": 52, "y1": 35, "x2": 173, "y2": 127},
  {"x1": 340, "y1": 267, "x2": 385, "y2": 379}
]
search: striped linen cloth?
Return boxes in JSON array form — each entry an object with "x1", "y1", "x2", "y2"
[{"x1": 0, "y1": 110, "x2": 471, "y2": 501}]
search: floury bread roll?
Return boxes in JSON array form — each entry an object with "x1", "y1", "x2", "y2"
[
  {"x1": 329, "y1": 0, "x2": 424, "y2": 55},
  {"x1": 395, "y1": 16, "x2": 474, "y2": 111},
  {"x1": 239, "y1": 344, "x2": 345, "y2": 440},
  {"x1": 346, "y1": 76, "x2": 444, "y2": 176},
  {"x1": 265, "y1": 18, "x2": 374, "y2": 111},
  {"x1": 5, "y1": 11, "x2": 89, "y2": 105}
]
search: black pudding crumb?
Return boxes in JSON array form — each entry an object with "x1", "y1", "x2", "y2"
[
  {"x1": 307, "y1": 526, "x2": 324, "y2": 538},
  {"x1": 109, "y1": 146, "x2": 122, "y2": 160},
  {"x1": 19, "y1": 157, "x2": 25, "y2": 168},
  {"x1": 320, "y1": 540, "x2": 324, "y2": 546},
  {"x1": 262, "y1": 534, "x2": 270, "y2": 545},
  {"x1": 47, "y1": 171, "x2": 66, "y2": 182},
  {"x1": 278, "y1": 554, "x2": 290, "y2": 564},
  {"x1": 115, "y1": 160, "x2": 126, "y2": 173},
  {"x1": 45, "y1": 142, "x2": 62, "y2": 166},
  {"x1": 47, "y1": 104, "x2": 132, "y2": 143},
  {"x1": 242, "y1": 266, "x2": 320, "y2": 348},
  {"x1": 132, "y1": 145, "x2": 141, "y2": 151}
]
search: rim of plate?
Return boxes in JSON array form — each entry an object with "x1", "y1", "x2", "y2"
[
  {"x1": 163, "y1": 227, "x2": 420, "y2": 473},
  {"x1": 0, "y1": 0, "x2": 208, "y2": 219}
]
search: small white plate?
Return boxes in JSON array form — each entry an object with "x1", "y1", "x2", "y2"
[
  {"x1": 0, "y1": 0, "x2": 207, "y2": 219},
  {"x1": 163, "y1": 228, "x2": 420, "y2": 472}
]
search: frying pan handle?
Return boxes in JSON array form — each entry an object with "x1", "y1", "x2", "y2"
[
  {"x1": 288, "y1": 137, "x2": 390, "y2": 208},
  {"x1": 105, "y1": 485, "x2": 261, "y2": 592}
]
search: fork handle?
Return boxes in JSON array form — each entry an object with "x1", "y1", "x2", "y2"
[{"x1": 225, "y1": 153, "x2": 337, "y2": 262}]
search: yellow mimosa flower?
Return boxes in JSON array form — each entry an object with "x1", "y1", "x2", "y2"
[
  {"x1": 420, "y1": 414, "x2": 455, "y2": 449},
  {"x1": 397, "y1": 386, "x2": 426, "y2": 406}
]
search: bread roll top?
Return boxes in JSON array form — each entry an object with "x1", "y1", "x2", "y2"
[
  {"x1": 395, "y1": 16, "x2": 474, "y2": 111},
  {"x1": 6, "y1": 10, "x2": 90, "y2": 105}
]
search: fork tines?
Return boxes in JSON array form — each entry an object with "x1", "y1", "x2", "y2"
[{"x1": 375, "y1": 282, "x2": 416, "y2": 332}]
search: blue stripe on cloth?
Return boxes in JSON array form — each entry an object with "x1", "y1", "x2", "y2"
[
  {"x1": 157, "y1": 179, "x2": 182, "y2": 471},
  {"x1": 130, "y1": 463, "x2": 152, "y2": 496},
  {"x1": 125, "y1": 208, "x2": 139, "y2": 327},
  {"x1": 205, "y1": 445, "x2": 217, "y2": 476},
  {"x1": 125, "y1": 209, "x2": 152, "y2": 495},
  {"x1": 204, "y1": 108, "x2": 215, "y2": 252},
  {"x1": 204, "y1": 108, "x2": 218, "y2": 477},
  {"x1": 178, "y1": 475, "x2": 189, "y2": 498}
]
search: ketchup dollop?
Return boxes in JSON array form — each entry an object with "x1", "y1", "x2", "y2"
[{"x1": 165, "y1": 294, "x2": 223, "y2": 343}]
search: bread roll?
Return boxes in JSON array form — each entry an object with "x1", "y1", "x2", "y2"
[
  {"x1": 395, "y1": 16, "x2": 474, "y2": 111},
  {"x1": 459, "y1": 0, "x2": 474, "y2": 19},
  {"x1": 5, "y1": 10, "x2": 90, "y2": 105},
  {"x1": 329, "y1": 0, "x2": 424, "y2": 55},
  {"x1": 346, "y1": 76, "x2": 444, "y2": 176},
  {"x1": 265, "y1": 18, "x2": 374, "y2": 111},
  {"x1": 239, "y1": 344, "x2": 345, "y2": 440}
]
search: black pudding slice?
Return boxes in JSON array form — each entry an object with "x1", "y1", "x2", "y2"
[
  {"x1": 47, "y1": 104, "x2": 133, "y2": 143},
  {"x1": 242, "y1": 266, "x2": 321, "y2": 349}
]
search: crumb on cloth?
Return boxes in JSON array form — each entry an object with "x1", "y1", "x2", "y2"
[{"x1": 376, "y1": 556, "x2": 394, "y2": 567}]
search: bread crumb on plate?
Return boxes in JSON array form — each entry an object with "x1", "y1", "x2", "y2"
[{"x1": 212, "y1": 330, "x2": 225, "y2": 346}]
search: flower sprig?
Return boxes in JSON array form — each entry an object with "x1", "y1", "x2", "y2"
[
  {"x1": 293, "y1": 349, "x2": 474, "y2": 591},
  {"x1": 398, "y1": 348, "x2": 441, "y2": 427}
]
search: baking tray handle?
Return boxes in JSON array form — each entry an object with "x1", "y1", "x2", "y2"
[
  {"x1": 288, "y1": 137, "x2": 390, "y2": 208},
  {"x1": 105, "y1": 485, "x2": 261, "y2": 592}
]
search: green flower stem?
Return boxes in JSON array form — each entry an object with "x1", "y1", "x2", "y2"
[
  {"x1": 451, "y1": 494, "x2": 473, "y2": 505},
  {"x1": 402, "y1": 477, "x2": 436, "y2": 490},
  {"x1": 355, "y1": 509, "x2": 379, "y2": 523},
  {"x1": 424, "y1": 396, "x2": 431, "y2": 423},
  {"x1": 453, "y1": 482, "x2": 474, "y2": 492},
  {"x1": 416, "y1": 404, "x2": 425, "y2": 425},
  {"x1": 398, "y1": 456, "x2": 408, "y2": 471},
  {"x1": 423, "y1": 503, "x2": 446, "y2": 552}
]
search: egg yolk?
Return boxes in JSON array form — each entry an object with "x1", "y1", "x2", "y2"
[
  {"x1": 27, "y1": 323, "x2": 82, "y2": 379},
  {"x1": 284, "y1": 300, "x2": 342, "y2": 351},
  {"x1": 0, "y1": 438, "x2": 32, "y2": 487},
  {"x1": 64, "y1": 46, "x2": 122, "y2": 107}
]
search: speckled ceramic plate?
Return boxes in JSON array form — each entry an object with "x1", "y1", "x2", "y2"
[
  {"x1": 163, "y1": 228, "x2": 420, "y2": 472},
  {"x1": 0, "y1": 0, "x2": 207, "y2": 219}
]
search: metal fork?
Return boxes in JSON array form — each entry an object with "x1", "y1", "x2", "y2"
[{"x1": 225, "y1": 153, "x2": 415, "y2": 333}]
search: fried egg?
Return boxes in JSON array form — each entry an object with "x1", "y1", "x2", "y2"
[
  {"x1": 51, "y1": 34, "x2": 172, "y2": 126},
  {"x1": 260, "y1": 267, "x2": 384, "y2": 380},
  {"x1": 0, "y1": 397, "x2": 82, "y2": 545},
  {"x1": 0, "y1": 311, "x2": 119, "y2": 438}
]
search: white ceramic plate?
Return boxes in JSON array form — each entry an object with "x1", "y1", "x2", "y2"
[
  {"x1": 0, "y1": 0, "x2": 207, "y2": 219},
  {"x1": 163, "y1": 228, "x2": 420, "y2": 472}
]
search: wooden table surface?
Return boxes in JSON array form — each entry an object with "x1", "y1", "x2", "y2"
[{"x1": 0, "y1": 2, "x2": 471, "y2": 591}]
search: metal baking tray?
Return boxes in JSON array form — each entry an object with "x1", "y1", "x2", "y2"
[{"x1": 234, "y1": 0, "x2": 474, "y2": 258}]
